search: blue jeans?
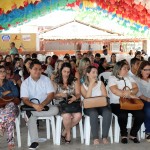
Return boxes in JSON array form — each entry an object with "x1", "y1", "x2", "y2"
[{"x1": 144, "y1": 102, "x2": 150, "y2": 134}]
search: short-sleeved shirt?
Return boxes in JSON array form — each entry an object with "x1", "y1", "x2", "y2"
[
  {"x1": 108, "y1": 75, "x2": 136, "y2": 104},
  {"x1": 20, "y1": 75, "x2": 54, "y2": 104},
  {"x1": 135, "y1": 77, "x2": 150, "y2": 98},
  {"x1": 10, "y1": 47, "x2": 18, "y2": 55},
  {"x1": 128, "y1": 70, "x2": 136, "y2": 80}
]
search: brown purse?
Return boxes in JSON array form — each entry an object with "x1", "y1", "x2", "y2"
[
  {"x1": 83, "y1": 96, "x2": 108, "y2": 109},
  {"x1": 120, "y1": 97, "x2": 144, "y2": 110},
  {"x1": 119, "y1": 78, "x2": 144, "y2": 110},
  {"x1": 0, "y1": 96, "x2": 21, "y2": 108}
]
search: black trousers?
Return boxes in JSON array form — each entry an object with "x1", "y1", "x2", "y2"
[{"x1": 111, "y1": 104, "x2": 144, "y2": 137}]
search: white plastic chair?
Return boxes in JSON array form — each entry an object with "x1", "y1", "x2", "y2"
[
  {"x1": 55, "y1": 115, "x2": 84, "y2": 145},
  {"x1": 84, "y1": 115, "x2": 113, "y2": 145},
  {"x1": 140, "y1": 123, "x2": 145, "y2": 139},
  {"x1": 27, "y1": 116, "x2": 56, "y2": 146},
  {"x1": 15, "y1": 117, "x2": 21, "y2": 147}
]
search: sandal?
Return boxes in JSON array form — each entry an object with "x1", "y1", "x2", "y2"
[
  {"x1": 102, "y1": 138, "x2": 109, "y2": 144},
  {"x1": 61, "y1": 129, "x2": 66, "y2": 142},
  {"x1": 65, "y1": 139, "x2": 71, "y2": 144},
  {"x1": 8, "y1": 144, "x2": 15, "y2": 150},
  {"x1": 61, "y1": 135, "x2": 66, "y2": 142},
  {"x1": 64, "y1": 134, "x2": 71, "y2": 144},
  {"x1": 93, "y1": 139, "x2": 100, "y2": 145},
  {"x1": 0, "y1": 127, "x2": 5, "y2": 137}
]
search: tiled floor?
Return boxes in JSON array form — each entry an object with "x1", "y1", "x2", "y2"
[{"x1": 0, "y1": 120, "x2": 149, "y2": 150}]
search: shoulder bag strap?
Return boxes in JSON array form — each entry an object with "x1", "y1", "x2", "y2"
[
  {"x1": 30, "y1": 98, "x2": 40, "y2": 104},
  {"x1": 122, "y1": 78, "x2": 130, "y2": 90}
]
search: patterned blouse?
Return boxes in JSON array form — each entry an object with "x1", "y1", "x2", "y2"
[{"x1": 54, "y1": 82, "x2": 75, "y2": 105}]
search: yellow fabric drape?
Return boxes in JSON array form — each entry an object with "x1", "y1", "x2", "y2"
[
  {"x1": 82, "y1": 0, "x2": 95, "y2": 8},
  {"x1": 0, "y1": 0, "x2": 41, "y2": 13}
]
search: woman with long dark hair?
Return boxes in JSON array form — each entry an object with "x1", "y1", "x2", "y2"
[
  {"x1": 13, "y1": 58, "x2": 22, "y2": 75},
  {"x1": 98, "y1": 57, "x2": 110, "y2": 75},
  {"x1": 108, "y1": 53, "x2": 116, "y2": 67},
  {"x1": 4, "y1": 55, "x2": 12, "y2": 63},
  {"x1": 53, "y1": 62, "x2": 82, "y2": 143},
  {"x1": 44, "y1": 56, "x2": 53, "y2": 77},
  {"x1": 50, "y1": 60, "x2": 63, "y2": 82},
  {"x1": 135, "y1": 61, "x2": 150, "y2": 142},
  {"x1": 19, "y1": 58, "x2": 32, "y2": 81}
]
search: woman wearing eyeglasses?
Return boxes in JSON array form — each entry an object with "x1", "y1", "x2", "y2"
[
  {"x1": 135, "y1": 61, "x2": 150, "y2": 142},
  {"x1": 0, "y1": 66, "x2": 19, "y2": 150}
]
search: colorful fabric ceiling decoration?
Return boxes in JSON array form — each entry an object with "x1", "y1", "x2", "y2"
[
  {"x1": 0, "y1": 0, "x2": 150, "y2": 33},
  {"x1": 134, "y1": 0, "x2": 150, "y2": 11},
  {"x1": 65, "y1": 0, "x2": 150, "y2": 33},
  {"x1": 0, "y1": 0, "x2": 41, "y2": 14},
  {"x1": 0, "y1": 0, "x2": 75, "y2": 31},
  {"x1": 67, "y1": 0, "x2": 150, "y2": 27}
]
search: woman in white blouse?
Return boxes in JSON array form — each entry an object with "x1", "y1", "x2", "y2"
[
  {"x1": 81, "y1": 66, "x2": 112, "y2": 145},
  {"x1": 108, "y1": 60, "x2": 144, "y2": 144},
  {"x1": 136, "y1": 61, "x2": 150, "y2": 142}
]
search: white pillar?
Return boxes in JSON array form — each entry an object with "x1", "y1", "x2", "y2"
[
  {"x1": 147, "y1": 40, "x2": 150, "y2": 56},
  {"x1": 36, "y1": 33, "x2": 40, "y2": 51}
]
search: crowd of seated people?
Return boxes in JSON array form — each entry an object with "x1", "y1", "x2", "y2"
[{"x1": 0, "y1": 50, "x2": 149, "y2": 149}]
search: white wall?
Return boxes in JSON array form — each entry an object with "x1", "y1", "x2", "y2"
[{"x1": 44, "y1": 41, "x2": 103, "y2": 51}]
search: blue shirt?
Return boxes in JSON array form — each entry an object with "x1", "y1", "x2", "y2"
[{"x1": 0, "y1": 80, "x2": 19, "y2": 97}]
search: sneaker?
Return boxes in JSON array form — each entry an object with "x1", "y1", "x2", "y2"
[
  {"x1": 29, "y1": 142, "x2": 39, "y2": 149},
  {"x1": 146, "y1": 134, "x2": 150, "y2": 142}
]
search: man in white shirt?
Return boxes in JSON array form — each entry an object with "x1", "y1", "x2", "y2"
[
  {"x1": 21, "y1": 60, "x2": 59, "y2": 149},
  {"x1": 128, "y1": 57, "x2": 141, "y2": 80}
]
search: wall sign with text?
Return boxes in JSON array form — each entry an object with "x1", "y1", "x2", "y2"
[
  {"x1": 22, "y1": 35, "x2": 31, "y2": 41},
  {"x1": 2, "y1": 35, "x2": 10, "y2": 41}
]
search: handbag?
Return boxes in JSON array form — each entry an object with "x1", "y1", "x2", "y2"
[
  {"x1": 0, "y1": 96, "x2": 21, "y2": 108},
  {"x1": 119, "y1": 78, "x2": 144, "y2": 110},
  {"x1": 59, "y1": 96, "x2": 81, "y2": 113},
  {"x1": 20, "y1": 98, "x2": 49, "y2": 111},
  {"x1": 83, "y1": 96, "x2": 108, "y2": 109}
]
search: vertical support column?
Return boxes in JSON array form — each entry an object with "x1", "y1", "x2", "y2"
[
  {"x1": 36, "y1": 33, "x2": 40, "y2": 51},
  {"x1": 146, "y1": 40, "x2": 150, "y2": 56}
]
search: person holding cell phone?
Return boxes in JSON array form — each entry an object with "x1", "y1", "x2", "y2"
[{"x1": 53, "y1": 62, "x2": 82, "y2": 144}]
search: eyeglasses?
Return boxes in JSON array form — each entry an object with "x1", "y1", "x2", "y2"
[
  {"x1": 143, "y1": 69, "x2": 150, "y2": 71},
  {"x1": 0, "y1": 71, "x2": 6, "y2": 74}
]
